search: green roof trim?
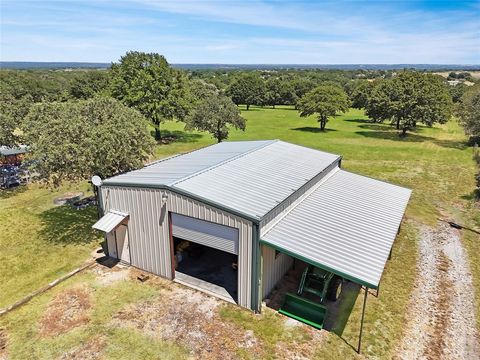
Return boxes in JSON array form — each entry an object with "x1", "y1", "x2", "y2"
[
  {"x1": 260, "y1": 239, "x2": 378, "y2": 289},
  {"x1": 102, "y1": 182, "x2": 261, "y2": 224}
]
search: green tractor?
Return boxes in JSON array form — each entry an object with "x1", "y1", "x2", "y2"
[{"x1": 279, "y1": 265, "x2": 343, "y2": 329}]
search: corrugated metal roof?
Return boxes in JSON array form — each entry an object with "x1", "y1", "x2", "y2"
[
  {"x1": 0, "y1": 145, "x2": 27, "y2": 156},
  {"x1": 103, "y1": 140, "x2": 341, "y2": 219},
  {"x1": 174, "y1": 141, "x2": 340, "y2": 218},
  {"x1": 261, "y1": 169, "x2": 412, "y2": 289},
  {"x1": 103, "y1": 140, "x2": 275, "y2": 186},
  {"x1": 92, "y1": 210, "x2": 129, "y2": 232}
]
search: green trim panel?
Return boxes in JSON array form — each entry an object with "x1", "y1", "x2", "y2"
[
  {"x1": 260, "y1": 239, "x2": 378, "y2": 289},
  {"x1": 102, "y1": 182, "x2": 260, "y2": 224},
  {"x1": 250, "y1": 224, "x2": 260, "y2": 312}
]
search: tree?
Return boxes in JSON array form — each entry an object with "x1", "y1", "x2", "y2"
[
  {"x1": 109, "y1": 51, "x2": 190, "y2": 140},
  {"x1": 366, "y1": 71, "x2": 453, "y2": 136},
  {"x1": 226, "y1": 73, "x2": 265, "y2": 110},
  {"x1": 457, "y1": 84, "x2": 480, "y2": 139},
  {"x1": 297, "y1": 84, "x2": 349, "y2": 130},
  {"x1": 70, "y1": 71, "x2": 110, "y2": 99},
  {"x1": 0, "y1": 92, "x2": 32, "y2": 146},
  {"x1": 23, "y1": 98, "x2": 154, "y2": 186},
  {"x1": 185, "y1": 93, "x2": 246, "y2": 143},
  {"x1": 449, "y1": 82, "x2": 468, "y2": 103},
  {"x1": 350, "y1": 81, "x2": 375, "y2": 109},
  {"x1": 265, "y1": 78, "x2": 282, "y2": 108},
  {"x1": 290, "y1": 78, "x2": 316, "y2": 109}
]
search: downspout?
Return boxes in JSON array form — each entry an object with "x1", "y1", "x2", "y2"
[{"x1": 250, "y1": 223, "x2": 262, "y2": 313}]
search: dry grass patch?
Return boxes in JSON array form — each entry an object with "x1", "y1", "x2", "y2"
[
  {"x1": 59, "y1": 336, "x2": 105, "y2": 360},
  {"x1": 0, "y1": 328, "x2": 8, "y2": 360},
  {"x1": 112, "y1": 285, "x2": 263, "y2": 359},
  {"x1": 39, "y1": 286, "x2": 92, "y2": 337},
  {"x1": 423, "y1": 253, "x2": 453, "y2": 360}
]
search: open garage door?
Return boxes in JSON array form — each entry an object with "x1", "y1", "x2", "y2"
[{"x1": 171, "y1": 213, "x2": 239, "y2": 255}]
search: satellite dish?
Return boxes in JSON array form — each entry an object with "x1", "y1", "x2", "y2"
[{"x1": 91, "y1": 175, "x2": 102, "y2": 187}]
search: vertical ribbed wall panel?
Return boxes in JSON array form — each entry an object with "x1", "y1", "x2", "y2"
[
  {"x1": 101, "y1": 186, "x2": 253, "y2": 309},
  {"x1": 261, "y1": 245, "x2": 293, "y2": 298}
]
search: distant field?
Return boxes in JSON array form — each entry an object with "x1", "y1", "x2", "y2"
[
  {"x1": 1, "y1": 106, "x2": 478, "y2": 359},
  {"x1": 434, "y1": 70, "x2": 480, "y2": 79}
]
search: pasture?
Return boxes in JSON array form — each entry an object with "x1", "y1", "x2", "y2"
[{"x1": 0, "y1": 106, "x2": 478, "y2": 359}]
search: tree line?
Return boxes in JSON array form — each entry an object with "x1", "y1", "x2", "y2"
[{"x1": 1, "y1": 51, "x2": 479, "y2": 187}]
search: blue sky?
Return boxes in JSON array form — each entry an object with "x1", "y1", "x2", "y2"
[{"x1": 1, "y1": 0, "x2": 479, "y2": 64}]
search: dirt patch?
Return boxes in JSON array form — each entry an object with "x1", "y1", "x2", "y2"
[
  {"x1": 112, "y1": 285, "x2": 264, "y2": 359},
  {"x1": 0, "y1": 328, "x2": 8, "y2": 360},
  {"x1": 58, "y1": 336, "x2": 105, "y2": 360},
  {"x1": 39, "y1": 286, "x2": 91, "y2": 337},
  {"x1": 396, "y1": 222, "x2": 480, "y2": 359}
]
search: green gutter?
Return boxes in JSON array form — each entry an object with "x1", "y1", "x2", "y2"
[
  {"x1": 259, "y1": 239, "x2": 378, "y2": 290},
  {"x1": 102, "y1": 182, "x2": 261, "y2": 224},
  {"x1": 250, "y1": 224, "x2": 262, "y2": 312}
]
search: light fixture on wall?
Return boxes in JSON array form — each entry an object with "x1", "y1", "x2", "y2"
[{"x1": 161, "y1": 193, "x2": 168, "y2": 204}]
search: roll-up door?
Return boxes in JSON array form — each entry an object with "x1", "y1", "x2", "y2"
[{"x1": 171, "y1": 213, "x2": 239, "y2": 255}]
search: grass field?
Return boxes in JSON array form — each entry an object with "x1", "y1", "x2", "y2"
[
  {"x1": 1, "y1": 106, "x2": 478, "y2": 359},
  {"x1": 0, "y1": 183, "x2": 101, "y2": 308}
]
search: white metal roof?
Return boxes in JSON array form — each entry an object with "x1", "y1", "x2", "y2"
[
  {"x1": 103, "y1": 140, "x2": 275, "y2": 186},
  {"x1": 103, "y1": 140, "x2": 341, "y2": 219},
  {"x1": 92, "y1": 210, "x2": 129, "y2": 233},
  {"x1": 0, "y1": 145, "x2": 27, "y2": 156},
  {"x1": 261, "y1": 169, "x2": 412, "y2": 289}
]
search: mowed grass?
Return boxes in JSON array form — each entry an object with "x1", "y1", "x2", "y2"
[
  {"x1": 1, "y1": 106, "x2": 478, "y2": 359},
  {"x1": 0, "y1": 183, "x2": 101, "y2": 308},
  {"x1": 156, "y1": 106, "x2": 479, "y2": 357}
]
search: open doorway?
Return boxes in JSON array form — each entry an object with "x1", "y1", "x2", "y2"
[
  {"x1": 173, "y1": 238, "x2": 238, "y2": 302},
  {"x1": 169, "y1": 212, "x2": 240, "y2": 304}
]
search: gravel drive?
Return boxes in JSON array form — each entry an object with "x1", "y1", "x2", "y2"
[{"x1": 396, "y1": 222, "x2": 480, "y2": 360}]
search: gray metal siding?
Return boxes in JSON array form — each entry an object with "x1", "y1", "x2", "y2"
[
  {"x1": 261, "y1": 245, "x2": 294, "y2": 298},
  {"x1": 100, "y1": 185, "x2": 254, "y2": 309}
]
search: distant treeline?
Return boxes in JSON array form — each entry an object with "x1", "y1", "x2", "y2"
[{"x1": 1, "y1": 61, "x2": 479, "y2": 71}]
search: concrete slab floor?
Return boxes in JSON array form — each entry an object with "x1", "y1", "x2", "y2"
[{"x1": 174, "y1": 245, "x2": 238, "y2": 302}]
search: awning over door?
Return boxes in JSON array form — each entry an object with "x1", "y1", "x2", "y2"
[
  {"x1": 261, "y1": 169, "x2": 411, "y2": 289},
  {"x1": 171, "y1": 213, "x2": 239, "y2": 255},
  {"x1": 92, "y1": 210, "x2": 129, "y2": 233}
]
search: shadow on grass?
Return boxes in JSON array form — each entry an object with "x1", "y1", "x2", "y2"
[
  {"x1": 39, "y1": 205, "x2": 99, "y2": 245},
  {"x1": 356, "y1": 127, "x2": 469, "y2": 149},
  {"x1": 461, "y1": 190, "x2": 479, "y2": 202},
  {"x1": 344, "y1": 118, "x2": 374, "y2": 124},
  {"x1": 291, "y1": 127, "x2": 338, "y2": 133},
  {"x1": 324, "y1": 281, "x2": 361, "y2": 335},
  {"x1": 354, "y1": 123, "x2": 470, "y2": 148},
  {"x1": 0, "y1": 185, "x2": 27, "y2": 199},
  {"x1": 150, "y1": 130, "x2": 203, "y2": 144},
  {"x1": 321, "y1": 281, "x2": 362, "y2": 353},
  {"x1": 356, "y1": 130, "x2": 435, "y2": 142}
]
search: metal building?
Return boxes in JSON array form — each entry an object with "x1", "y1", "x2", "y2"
[{"x1": 93, "y1": 140, "x2": 411, "y2": 313}]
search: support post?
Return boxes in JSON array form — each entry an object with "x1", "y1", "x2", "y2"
[{"x1": 358, "y1": 286, "x2": 368, "y2": 354}]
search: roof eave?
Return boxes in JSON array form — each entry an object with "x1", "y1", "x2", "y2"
[
  {"x1": 101, "y1": 181, "x2": 261, "y2": 224},
  {"x1": 259, "y1": 238, "x2": 379, "y2": 289}
]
